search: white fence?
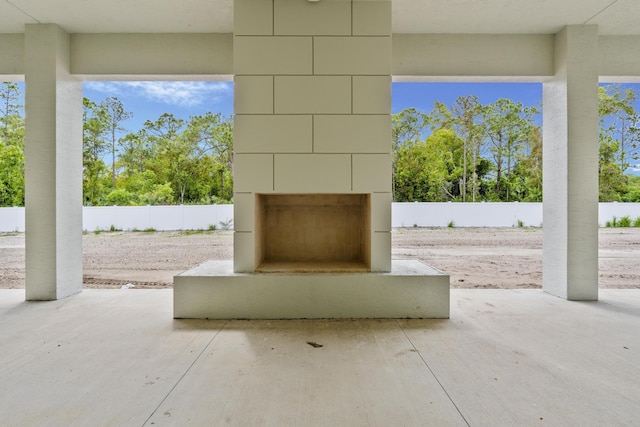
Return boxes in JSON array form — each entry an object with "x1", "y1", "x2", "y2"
[
  {"x1": 0, "y1": 205, "x2": 233, "y2": 232},
  {"x1": 393, "y1": 202, "x2": 543, "y2": 228},
  {"x1": 82, "y1": 205, "x2": 234, "y2": 232},
  {"x1": 0, "y1": 206, "x2": 25, "y2": 232},
  {"x1": 1, "y1": 203, "x2": 640, "y2": 232},
  {"x1": 393, "y1": 202, "x2": 640, "y2": 227}
]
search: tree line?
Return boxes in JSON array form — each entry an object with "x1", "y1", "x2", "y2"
[
  {"x1": 393, "y1": 97, "x2": 542, "y2": 202},
  {"x1": 0, "y1": 83, "x2": 234, "y2": 207},
  {"x1": 393, "y1": 87, "x2": 640, "y2": 203},
  {"x1": 82, "y1": 97, "x2": 233, "y2": 206},
  {"x1": 1, "y1": 82, "x2": 639, "y2": 207},
  {"x1": 0, "y1": 83, "x2": 25, "y2": 207}
]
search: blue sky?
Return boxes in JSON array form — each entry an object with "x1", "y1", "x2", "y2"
[{"x1": 81, "y1": 81, "x2": 545, "y2": 131}]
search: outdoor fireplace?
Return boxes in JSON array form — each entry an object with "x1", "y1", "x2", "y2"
[{"x1": 173, "y1": 0, "x2": 449, "y2": 319}]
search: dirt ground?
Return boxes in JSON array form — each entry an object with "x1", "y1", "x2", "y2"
[{"x1": 0, "y1": 228, "x2": 638, "y2": 289}]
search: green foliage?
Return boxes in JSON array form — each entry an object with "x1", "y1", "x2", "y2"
[
  {"x1": 83, "y1": 98, "x2": 110, "y2": 206},
  {"x1": 218, "y1": 219, "x2": 233, "y2": 230},
  {"x1": 140, "y1": 182, "x2": 174, "y2": 206},
  {"x1": 0, "y1": 83, "x2": 25, "y2": 206},
  {"x1": 181, "y1": 229, "x2": 206, "y2": 235},
  {"x1": 606, "y1": 216, "x2": 637, "y2": 227},
  {"x1": 392, "y1": 108, "x2": 430, "y2": 201},
  {"x1": 0, "y1": 144, "x2": 24, "y2": 206},
  {"x1": 81, "y1": 98, "x2": 234, "y2": 206},
  {"x1": 102, "y1": 97, "x2": 133, "y2": 189},
  {"x1": 391, "y1": 85, "x2": 640, "y2": 204},
  {"x1": 598, "y1": 86, "x2": 640, "y2": 174},
  {"x1": 599, "y1": 141, "x2": 628, "y2": 201},
  {"x1": 622, "y1": 175, "x2": 640, "y2": 202},
  {"x1": 1, "y1": 82, "x2": 23, "y2": 148},
  {"x1": 105, "y1": 188, "x2": 137, "y2": 206},
  {"x1": 447, "y1": 220, "x2": 455, "y2": 228},
  {"x1": 483, "y1": 98, "x2": 539, "y2": 201},
  {"x1": 393, "y1": 97, "x2": 541, "y2": 203},
  {"x1": 5, "y1": 84, "x2": 640, "y2": 207},
  {"x1": 606, "y1": 216, "x2": 640, "y2": 227},
  {"x1": 598, "y1": 85, "x2": 640, "y2": 202},
  {"x1": 446, "y1": 95, "x2": 485, "y2": 202},
  {"x1": 618, "y1": 216, "x2": 632, "y2": 227},
  {"x1": 395, "y1": 129, "x2": 466, "y2": 201}
]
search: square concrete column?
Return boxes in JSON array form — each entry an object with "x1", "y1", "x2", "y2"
[
  {"x1": 24, "y1": 24, "x2": 83, "y2": 300},
  {"x1": 542, "y1": 26, "x2": 599, "y2": 301}
]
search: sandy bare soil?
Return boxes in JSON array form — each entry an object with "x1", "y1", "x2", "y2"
[{"x1": 0, "y1": 228, "x2": 638, "y2": 289}]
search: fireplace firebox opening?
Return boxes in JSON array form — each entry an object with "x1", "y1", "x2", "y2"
[{"x1": 255, "y1": 193, "x2": 371, "y2": 273}]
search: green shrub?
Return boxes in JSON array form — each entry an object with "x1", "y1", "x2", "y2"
[
  {"x1": 618, "y1": 216, "x2": 632, "y2": 227},
  {"x1": 139, "y1": 182, "x2": 174, "y2": 206},
  {"x1": 105, "y1": 189, "x2": 138, "y2": 206},
  {"x1": 182, "y1": 229, "x2": 204, "y2": 236},
  {"x1": 606, "y1": 216, "x2": 639, "y2": 227},
  {"x1": 447, "y1": 220, "x2": 455, "y2": 228},
  {"x1": 219, "y1": 219, "x2": 233, "y2": 230}
]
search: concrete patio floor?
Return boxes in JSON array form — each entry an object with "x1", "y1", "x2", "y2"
[{"x1": 1, "y1": 289, "x2": 639, "y2": 426}]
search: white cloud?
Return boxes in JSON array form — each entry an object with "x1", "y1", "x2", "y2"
[{"x1": 84, "y1": 81, "x2": 232, "y2": 107}]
